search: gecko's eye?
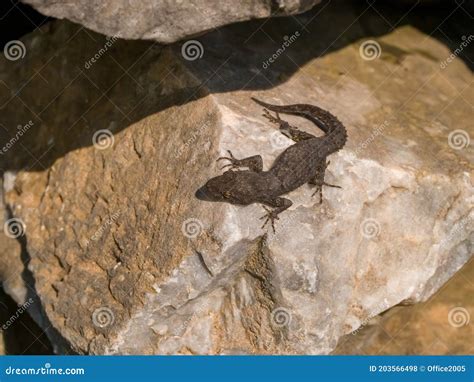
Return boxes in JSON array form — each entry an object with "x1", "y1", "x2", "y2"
[{"x1": 223, "y1": 191, "x2": 232, "y2": 199}]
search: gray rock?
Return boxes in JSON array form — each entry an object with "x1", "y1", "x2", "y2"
[{"x1": 21, "y1": 0, "x2": 321, "y2": 43}]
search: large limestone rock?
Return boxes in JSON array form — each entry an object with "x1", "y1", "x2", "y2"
[
  {"x1": 21, "y1": 0, "x2": 321, "y2": 43},
  {"x1": 1, "y1": 2, "x2": 472, "y2": 354}
]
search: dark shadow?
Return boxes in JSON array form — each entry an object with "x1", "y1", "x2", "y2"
[
  {"x1": 0, "y1": 0, "x2": 51, "y2": 46},
  {"x1": 0, "y1": 0, "x2": 472, "y2": 173},
  {"x1": 187, "y1": 0, "x2": 473, "y2": 96},
  {"x1": 0, "y1": 282, "x2": 54, "y2": 354}
]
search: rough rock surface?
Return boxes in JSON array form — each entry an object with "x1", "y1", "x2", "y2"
[
  {"x1": 334, "y1": 259, "x2": 473, "y2": 355},
  {"x1": 21, "y1": 0, "x2": 321, "y2": 43},
  {"x1": 1, "y1": 3, "x2": 473, "y2": 354}
]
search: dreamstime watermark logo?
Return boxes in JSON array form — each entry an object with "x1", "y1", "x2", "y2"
[
  {"x1": 448, "y1": 307, "x2": 470, "y2": 328},
  {"x1": 181, "y1": 40, "x2": 204, "y2": 61},
  {"x1": 262, "y1": 31, "x2": 300, "y2": 69},
  {"x1": 348, "y1": 120, "x2": 389, "y2": 160},
  {"x1": 93, "y1": 211, "x2": 121, "y2": 241},
  {"x1": 92, "y1": 307, "x2": 115, "y2": 328},
  {"x1": 3, "y1": 40, "x2": 26, "y2": 61},
  {"x1": 270, "y1": 307, "x2": 292, "y2": 328},
  {"x1": 270, "y1": 131, "x2": 291, "y2": 149},
  {"x1": 3, "y1": 218, "x2": 26, "y2": 239},
  {"x1": 175, "y1": 121, "x2": 210, "y2": 157},
  {"x1": 360, "y1": 218, "x2": 381, "y2": 239},
  {"x1": 270, "y1": 210, "x2": 298, "y2": 239},
  {"x1": 448, "y1": 129, "x2": 470, "y2": 150},
  {"x1": 0, "y1": 120, "x2": 34, "y2": 155},
  {"x1": 440, "y1": 35, "x2": 473, "y2": 69},
  {"x1": 359, "y1": 40, "x2": 381, "y2": 61},
  {"x1": 351, "y1": 301, "x2": 390, "y2": 335},
  {"x1": 84, "y1": 35, "x2": 119, "y2": 69},
  {"x1": 181, "y1": 218, "x2": 203, "y2": 238},
  {"x1": 445, "y1": 216, "x2": 472, "y2": 244},
  {"x1": 92, "y1": 129, "x2": 114, "y2": 150},
  {"x1": 5, "y1": 363, "x2": 84, "y2": 376},
  {"x1": 1, "y1": 297, "x2": 34, "y2": 331}
]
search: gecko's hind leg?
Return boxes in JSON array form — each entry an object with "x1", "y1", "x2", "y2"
[
  {"x1": 308, "y1": 160, "x2": 342, "y2": 204},
  {"x1": 262, "y1": 108, "x2": 316, "y2": 142},
  {"x1": 259, "y1": 197, "x2": 293, "y2": 233},
  {"x1": 217, "y1": 150, "x2": 263, "y2": 172}
]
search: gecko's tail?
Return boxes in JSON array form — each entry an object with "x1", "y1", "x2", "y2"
[
  {"x1": 251, "y1": 97, "x2": 292, "y2": 113},
  {"x1": 251, "y1": 97, "x2": 347, "y2": 150}
]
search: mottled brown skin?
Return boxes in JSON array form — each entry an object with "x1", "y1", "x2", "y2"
[{"x1": 195, "y1": 98, "x2": 347, "y2": 232}]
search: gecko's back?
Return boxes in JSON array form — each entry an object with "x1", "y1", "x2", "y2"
[
  {"x1": 251, "y1": 98, "x2": 347, "y2": 154},
  {"x1": 251, "y1": 98, "x2": 347, "y2": 192}
]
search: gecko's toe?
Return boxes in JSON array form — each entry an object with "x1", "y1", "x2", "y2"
[
  {"x1": 216, "y1": 156, "x2": 232, "y2": 162},
  {"x1": 219, "y1": 163, "x2": 233, "y2": 170},
  {"x1": 260, "y1": 207, "x2": 280, "y2": 232},
  {"x1": 323, "y1": 182, "x2": 342, "y2": 189}
]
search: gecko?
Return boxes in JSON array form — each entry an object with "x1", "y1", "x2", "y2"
[{"x1": 195, "y1": 98, "x2": 348, "y2": 232}]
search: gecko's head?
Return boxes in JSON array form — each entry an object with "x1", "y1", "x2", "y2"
[{"x1": 195, "y1": 170, "x2": 239, "y2": 203}]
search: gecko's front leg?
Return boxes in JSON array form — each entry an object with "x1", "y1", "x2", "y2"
[
  {"x1": 217, "y1": 150, "x2": 263, "y2": 172},
  {"x1": 259, "y1": 196, "x2": 293, "y2": 233}
]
